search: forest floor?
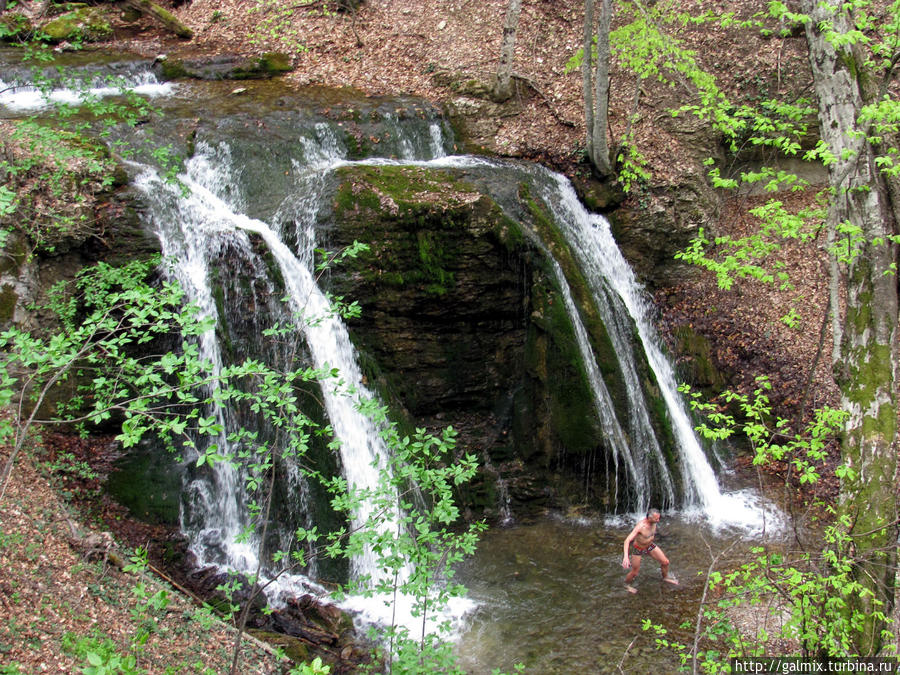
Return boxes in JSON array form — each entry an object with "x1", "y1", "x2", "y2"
[
  {"x1": 0, "y1": 0, "x2": 846, "y2": 672},
  {"x1": 0, "y1": 430, "x2": 288, "y2": 674}
]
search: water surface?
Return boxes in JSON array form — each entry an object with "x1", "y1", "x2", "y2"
[{"x1": 455, "y1": 513, "x2": 776, "y2": 674}]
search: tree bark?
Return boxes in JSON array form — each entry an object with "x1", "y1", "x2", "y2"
[
  {"x1": 123, "y1": 0, "x2": 193, "y2": 39},
  {"x1": 582, "y1": 0, "x2": 595, "y2": 162},
  {"x1": 492, "y1": 0, "x2": 521, "y2": 102},
  {"x1": 590, "y1": 0, "x2": 613, "y2": 177},
  {"x1": 802, "y1": 0, "x2": 900, "y2": 655}
]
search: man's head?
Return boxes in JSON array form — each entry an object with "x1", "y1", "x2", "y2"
[{"x1": 647, "y1": 508, "x2": 661, "y2": 523}]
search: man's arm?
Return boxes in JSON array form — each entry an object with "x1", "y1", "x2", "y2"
[{"x1": 622, "y1": 524, "x2": 640, "y2": 567}]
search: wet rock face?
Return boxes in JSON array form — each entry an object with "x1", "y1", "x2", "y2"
[
  {"x1": 324, "y1": 164, "x2": 611, "y2": 513},
  {"x1": 326, "y1": 165, "x2": 532, "y2": 416}
]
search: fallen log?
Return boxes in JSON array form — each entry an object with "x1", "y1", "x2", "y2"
[{"x1": 123, "y1": 0, "x2": 193, "y2": 39}]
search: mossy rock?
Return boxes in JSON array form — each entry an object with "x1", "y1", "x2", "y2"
[
  {"x1": 231, "y1": 52, "x2": 293, "y2": 79},
  {"x1": 41, "y1": 7, "x2": 113, "y2": 43},
  {"x1": 155, "y1": 53, "x2": 293, "y2": 81},
  {"x1": 0, "y1": 284, "x2": 18, "y2": 323},
  {"x1": 106, "y1": 444, "x2": 183, "y2": 525},
  {"x1": 249, "y1": 631, "x2": 310, "y2": 663},
  {"x1": 572, "y1": 173, "x2": 626, "y2": 212},
  {"x1": 672, "y1": 324, "x2": 725, "y2": 391},
  {"x1": 120, "y1": 7, "x2": 143, "y2": 23},
  {"x1": 156, "y1": 58, "x2": 190, "y2": 80}
]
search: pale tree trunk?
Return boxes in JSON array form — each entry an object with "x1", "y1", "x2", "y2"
[
  {"x1": 582, "y1": 0, "x2": 595, "y2": 162},
  {"x1": 581, "y1": 0, "x2": 613, "y2": 177},
  {"x1": 803, "y1": 0, "x2": 899, "y2": 655},
  {"x1": 590, "y1": 0, "x2": 612, "y2": 177},
  {"x1": 492, "y1": 0, "x2": 521, "y2": 102}
]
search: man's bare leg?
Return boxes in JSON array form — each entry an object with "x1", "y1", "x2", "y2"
[
  {"x1": 650, "y1": 547, "x2": 678, "y2": 585},
  {"x1": 625, "y1": 555, "x2": 640, "y2": 593}
]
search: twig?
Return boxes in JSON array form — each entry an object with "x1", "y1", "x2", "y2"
[
  {"x1": 616, "y1": 635, "x2": 638, "y2": 674},
  {"x1": 343, "y1": 0, "x2": 364, "y2": 48},
  {"x1": 230, "y1": 459, "x2": 278, "y2": 674}
]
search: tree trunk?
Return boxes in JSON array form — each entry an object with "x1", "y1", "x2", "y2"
[
  {"x1": 802, "y1": 0, "x2": 900, "y2": 655},
  {"x1": 123, "y1": 0, "x2": 193, "y2": 39},
  {"x1": 492, "y1": 0, "x2": 521, "y2": 102},
  {"x1": 590, "y1": 0, "x2": 613, "y2": 177},
  {"x1": 582, "y1": 0, "x2": 595, "y2": 162}
]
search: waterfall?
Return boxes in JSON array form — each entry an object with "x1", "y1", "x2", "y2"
[
  {"x1": 0, "y1": 51, "x2": 786, "y2": 673},
  {"x1": 548, "y1": 258, "x2": 659, "y2": 512},
  {"x1": 132, "y1": 152, "x2": 274, "y2": 576},
  {"x1": 2, "y1": 47, "x2": 773, "y2": 582},
  {"x1": 132, "y1": 137, "x2": 405, "y2": 586},
  {"x1": 525, "y1": 165, "x2": 773, "y2": 528},
  {"x1": 349, "y1": 154, "x2": 772, "y2": 526}
]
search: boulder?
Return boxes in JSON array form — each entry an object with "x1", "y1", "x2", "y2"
[
  {"x1": 42, "y1": 7, "x2": 113, "y2": 43},
  {"x1": 154, "y1": 53, "x2": 294, "y2": 81}
]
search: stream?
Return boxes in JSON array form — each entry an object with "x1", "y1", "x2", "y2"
[{"x1": 453, "y1": 511, "x2": 784, "y2": 674}]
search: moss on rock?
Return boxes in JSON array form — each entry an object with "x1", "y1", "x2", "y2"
[{"x1": 41, "y1": 7, "x2": 113, "y2": 43}]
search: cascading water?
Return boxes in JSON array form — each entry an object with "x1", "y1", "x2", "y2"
[
  {"x1": 349, "y1": 154, "x2": 773, "y2": 527},
  {"x1": 0, "y1": 62, "x2": 172, "y2": 112},
  {"x1": 132, "y1": 146, "x2": 277, "y2": 576},
  {"x1": 132, "y1": 138, "x2": 403, "y2": 589},
  {"x1": 548, "y1": 258, "x2": 663, "y2": 512},
  {"x1": 523, "y1": 164, "x2": 774, "y2": 528}
]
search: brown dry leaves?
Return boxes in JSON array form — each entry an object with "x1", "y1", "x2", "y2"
[
  {"x1": 0, "y1": 437, "x2": 283, "y2": 674},
  {"x1": 657, "y1": 186, "x2": 839, "y2": 417}
]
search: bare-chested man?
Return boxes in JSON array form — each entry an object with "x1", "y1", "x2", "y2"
[{"x1": 622, "y1": 508, "x2": 679, "y2": 593}]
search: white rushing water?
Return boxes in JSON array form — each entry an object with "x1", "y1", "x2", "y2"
[
  {"x1": 0, "y1": 69, "x2": 173, "y2": 112},
  {"x1": 526, "y1": 165, "x2": 779, "y2": 531},
  {"x1": 132, "y1": 132, "x2": 477, "y2": 635}
]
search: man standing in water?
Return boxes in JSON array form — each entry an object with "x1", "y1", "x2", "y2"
[{"x1": 622, "y1": 508, "x2": 679, "y2": 593}]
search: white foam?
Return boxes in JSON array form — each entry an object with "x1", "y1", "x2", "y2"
[{"x1": 0, "y1": 73, "x2": 173, "y2": 112}]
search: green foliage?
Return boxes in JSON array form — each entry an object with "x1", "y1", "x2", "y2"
[
  {"x1": 647, "y1": 381, "x2": 893, "y2": 670},
  {"x1": 0, "y1": 119, "x2": 116, "y2": 254},
  {"x1": 566, "y1": 0, "x2": 737, "y2": 189},
  {"x1": 335, "y1": 423, "x2": 484, "y2": 598},
  {"x1": 61, "y1": 631, "x2": 140, "y2": 675},
  {"x1": 645, "y1": 517, "x2": 895, "y2": 671},
  {"x1": 248, "y1": 0, "x2": 321, "y2": 52},
  {"x1": 681, "y1": 377, "x2": 846, "y2": 484},
  {"x1": 290, "y1": 657, "x2": 331, "y2": 674},
  {"x1": 674, "y1": 186, "x2": 825, "y2": 291},
  {"x1": 674, "y1": 0, "x2": 900, "y2": 205},
  {"x1": 34, "y1": 448, "x2": 101, "y2": 502},
  {"x1": 1, "y1": 49, "x2": 182, "y2": 257}
]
